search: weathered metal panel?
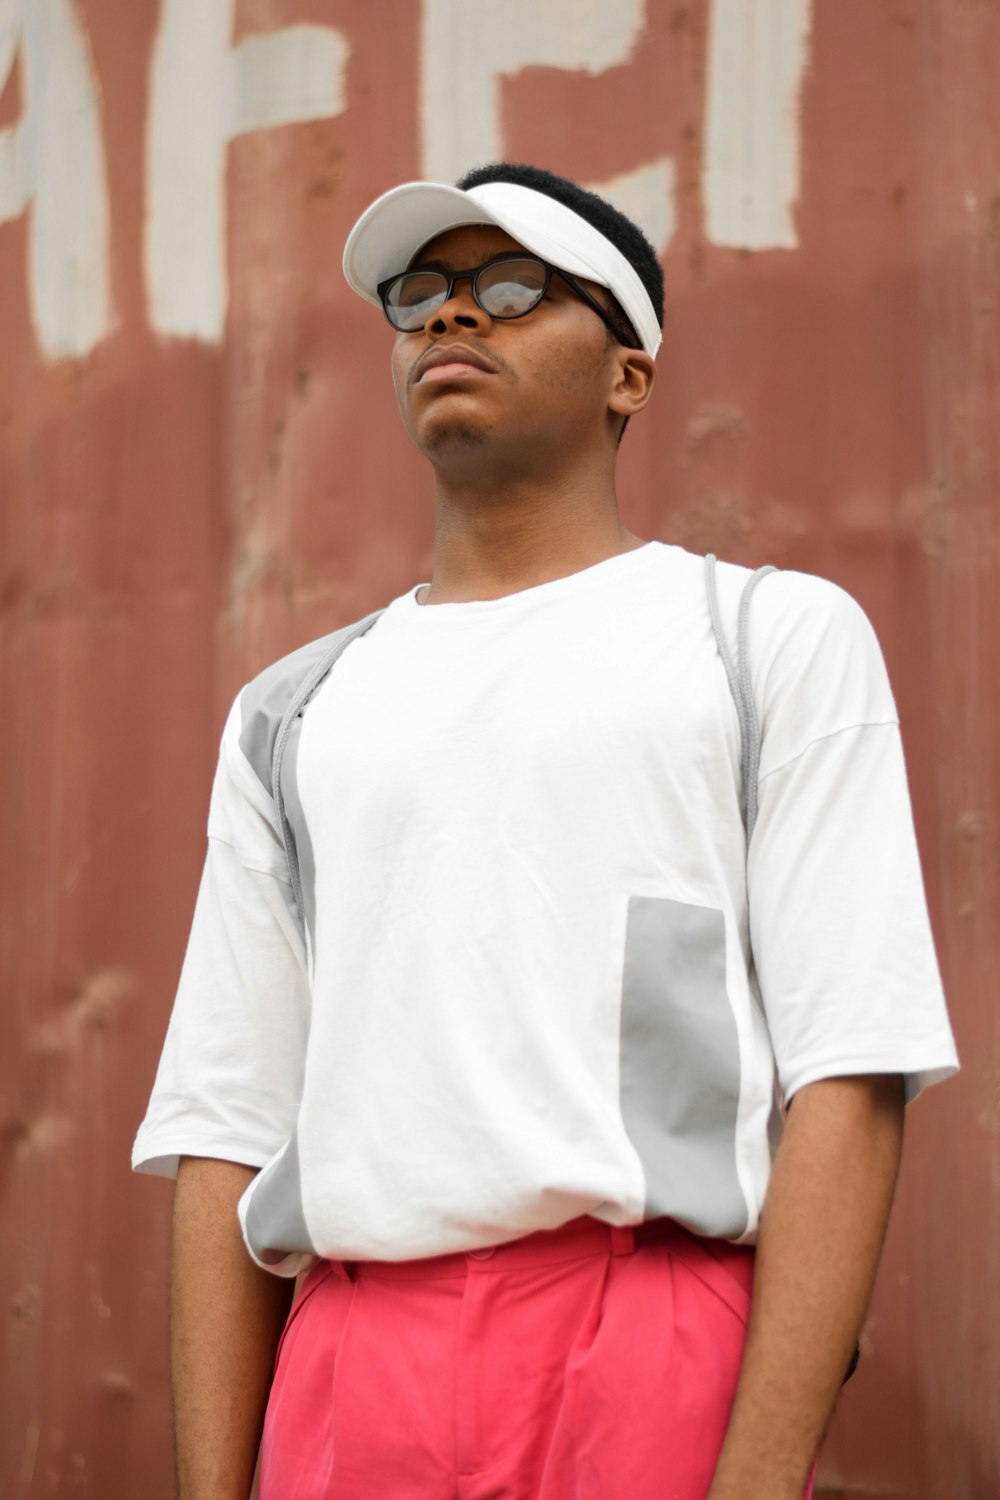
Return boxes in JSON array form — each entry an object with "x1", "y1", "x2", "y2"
[{"x1": 1, "y1": 2, "x2": 996, "y2": 1495}]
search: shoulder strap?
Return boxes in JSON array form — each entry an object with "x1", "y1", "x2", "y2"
[
  {"x1": 704, "y1": 553, "x2": 776, "y2": 842},
  {"x1": 271, "y1": 608, "x2": 385, "y2": 917}
]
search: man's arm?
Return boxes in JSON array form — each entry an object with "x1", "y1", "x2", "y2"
[
  {"x1": 171, "y1": 1157, "x2": 296, "y2": 1500},
  {"x1": 707, "y1": 1073, "x2": 905, "y2": 1500}
]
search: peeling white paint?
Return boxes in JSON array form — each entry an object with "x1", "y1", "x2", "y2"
[
  {"x1": 0, "y1": 0, "x2": 112, "y2": 359},
  {"x1": 421, "y1": 0, "x2": 646, "y2": 183},
  {"x1": 587, "y1": 158, "x2": 676, "y2": 256},
  {"x1": 145, "y1": 0, "x2": 349, "y2": 342},
  {"x1": 702, "y1": 0, "x2": 812, "y2": 250}
]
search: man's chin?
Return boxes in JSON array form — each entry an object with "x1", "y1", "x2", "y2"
[{"x1": 421, "y1": 420, "x2": 489, "y2": 456}]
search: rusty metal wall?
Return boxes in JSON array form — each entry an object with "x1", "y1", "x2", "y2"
[{"x1": 1, "y1": 2, "x2": 997, "y2": 1495}]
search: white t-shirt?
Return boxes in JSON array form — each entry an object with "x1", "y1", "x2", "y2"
[{"x1": 132, "y1": 542, "x2": 958, "y2": 1273}]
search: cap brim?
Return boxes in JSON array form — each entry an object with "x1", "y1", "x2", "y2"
[{"x1": 343, "y1": 184, "x2": 507, "y2": 305}]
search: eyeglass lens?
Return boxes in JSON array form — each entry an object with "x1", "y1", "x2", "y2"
[{"x1": 383, "y1": 258, "x2": 548, "y2": 331}]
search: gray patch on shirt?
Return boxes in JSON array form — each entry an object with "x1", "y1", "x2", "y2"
[
  {"x1": 244, "y1": 1131, "x2": 314, "y2": 1261},
  {"x1": 238, "y1": 634, "x2": 348, "y2": 796},
  {"x1": 238, "y1": 613, "x2": 384, "y2": 797},
  {"x1": 619, "y1": 894, "x2": 748, "y2": 1238}
]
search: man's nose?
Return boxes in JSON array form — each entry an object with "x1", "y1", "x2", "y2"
[{"x1": 427, "y1": 275, "x2": 490, "y2": 336}]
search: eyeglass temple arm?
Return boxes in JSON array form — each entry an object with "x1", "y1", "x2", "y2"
[{"x1": 556, "y1": 270, "x2": 637, "y2": 349}]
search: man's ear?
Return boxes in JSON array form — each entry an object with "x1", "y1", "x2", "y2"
[{"x1": 608, "y1": 347, "x2": 656, "y2": 423}]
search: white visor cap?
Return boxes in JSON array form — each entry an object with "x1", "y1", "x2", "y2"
[{"x1": 342, "y1": 180, "x2": 662, "y2": 358}]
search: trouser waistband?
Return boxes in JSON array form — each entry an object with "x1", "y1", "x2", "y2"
[{"x1": 325, "y1": 1214, "x2": 753, "y2": 1293}]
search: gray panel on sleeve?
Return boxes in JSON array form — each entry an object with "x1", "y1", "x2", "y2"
[
  {"x1": 238, "y1": 630, "x2": 355, "y2": 796},
  {"x1": 619, "y1": 895, "x2": 748, "y2": 1238},
  {"x1": 237, "y1": 609, "x2": 385, "y2": 932},
  {"x1": 243, "y1": 1130, "x2": 314, "y2": 1261},
  {"x1": 279, "y1": 710, "x2": 318, "y2": 947}
]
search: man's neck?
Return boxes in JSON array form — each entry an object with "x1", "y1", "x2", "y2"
[{"x1": 418, "y1": 460, "x2": 646, "y2": 607}]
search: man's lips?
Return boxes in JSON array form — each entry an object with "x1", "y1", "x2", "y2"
[
  {"x1": 418, "y1": 362, "x2": 487, "y2": 384},
  {"x1": 412, "y1": 344, "x2": 498, "y2": 385}
]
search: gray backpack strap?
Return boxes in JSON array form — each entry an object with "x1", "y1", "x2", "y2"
[
  {"x1": 705, "y1": 553, "x2": 776, "y2": 841},
  {"x1": 272, "y1": 608, "x2": 385, "y2": 916}
]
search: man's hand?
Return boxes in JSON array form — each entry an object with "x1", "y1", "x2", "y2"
[
  {"x1": 706, "y1": 1073, "x2": 905, "y2": 1500},
  {"x1": 171, "y1": 1157, "x2": 295, "y2": 1500}
]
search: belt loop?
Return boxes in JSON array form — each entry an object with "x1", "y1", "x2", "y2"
[
  {"x1": 610, "y1": 1225, "x2": 635, "y2": 1256},
  {"x1": 330, "y1": 1260, "x2": 356, "y2": 1281}
]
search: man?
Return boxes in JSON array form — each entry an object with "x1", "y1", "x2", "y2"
[{"x1": 133, "y1": 163, "x2": 958, "y2": 1500}]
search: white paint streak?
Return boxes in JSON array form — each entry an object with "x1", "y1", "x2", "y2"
[
  {"x1": 145, "y1": 0, "x2": 230, "y2": 343},
  {"x1": 229, "y1": 26, "x2": 348, "y2": 138},
  {"x1": 587, "y1": 158, "x2": 676, "y2": 256},
  {"x1": 0, "y1": 5, "x2": 23, "y2": 218},
  {"x1": 702, "y1": 0, "x2": 812, "y2": 250},
  {"x1": 0, "y1": 0, "x2": 112, "y2": 359},
  {"x1": 146, "y1": 0, "x2": 349, "y2": 342},
  {"x1": 0, "y1": 120, "x2": 28, "y2": 221},
  {"x1": 421, "y1": 0, "x2": 646, "y2": 183},
  {"x1": 0, "y1": 6, "x2": 17, "y2": 82}
]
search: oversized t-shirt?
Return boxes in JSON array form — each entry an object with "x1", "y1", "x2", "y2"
[{"x1": 132, "y1": 542, "x2": 958, "y2": 1274}]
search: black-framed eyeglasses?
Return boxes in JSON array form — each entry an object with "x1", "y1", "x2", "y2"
[{"x1": 376, "y1": 252, "x2": 635, "y2": 346}]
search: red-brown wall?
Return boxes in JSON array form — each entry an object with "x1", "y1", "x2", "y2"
[{"x1": 1, "y1": 3, "x2": 997, "y2": 1495}]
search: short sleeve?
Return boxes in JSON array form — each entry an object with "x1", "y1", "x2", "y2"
[
  {"x1": 746, "y1": 577, "x2": 959, "y2": 1104},
  {"x1": 132, "y1": 699, "x2": 311, "y2": 1178}
]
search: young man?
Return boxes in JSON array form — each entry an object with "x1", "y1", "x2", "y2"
[{"x1": 133, "y1": 164, "x2": 958, "y2": 1500}]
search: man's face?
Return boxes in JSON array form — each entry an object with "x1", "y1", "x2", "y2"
[{"x1": 388, "y1": 224, "x2": 633, "y2": 467}]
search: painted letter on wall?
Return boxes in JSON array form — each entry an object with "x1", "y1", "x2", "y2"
[
  {"x1": 0, "y1": 0, "x2": 112, "y2": 360},
  {"x1": 420, "y1": 0, "x2": 675, "y2": 254},
  {"x1": 145, "y1": 0, "x2": 350, "y2": 342},
  {"x1": 702, "y1": 0, "x2": 812, "y2": 250},
  {"x1": 421, "y1": 0, "x2": 647, "y2": 183}
]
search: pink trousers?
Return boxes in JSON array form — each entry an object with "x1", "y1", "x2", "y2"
[{"x1": 259, "y1": 1215, "x2": 814, "y2": 1500}]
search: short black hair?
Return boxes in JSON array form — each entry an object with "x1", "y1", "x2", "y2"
[{"x1": 455, "y1": 161, "x2": 664, "y2": 347}]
